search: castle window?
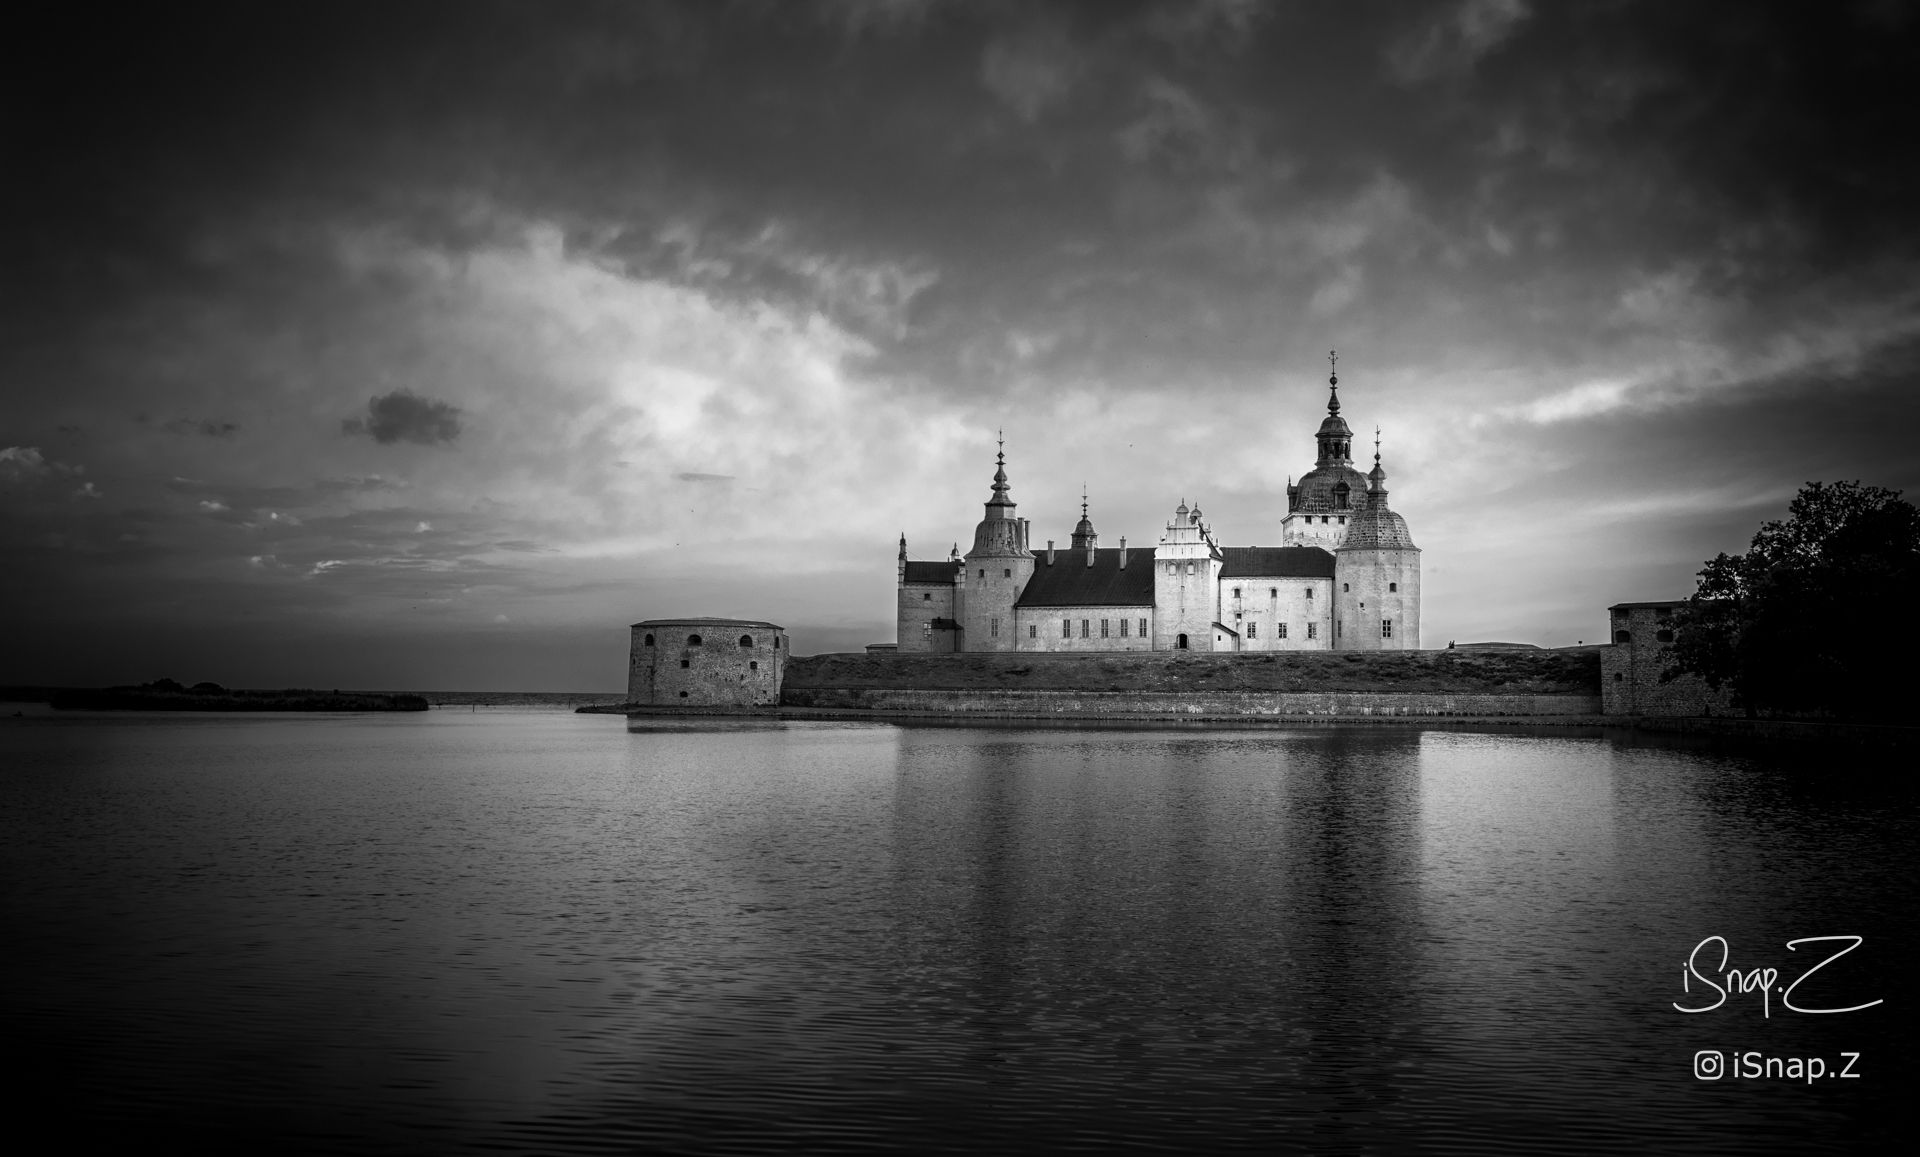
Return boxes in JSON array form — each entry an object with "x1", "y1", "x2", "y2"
[
  {"x1": 1306, "y1": 588, "x2": 1313, "y2": 599},
  {"x1": 773, "y1": 638, "x2": 779, "y2": 649},
  {"x1": 679, "y1": 691, "x2": 688, "y2": 698},
  {"x1": 1004, "y1": 568, "x2": 1011, "y2": 578},
  {"x1": 688, "y1": 634, "x2": 703, "y2": 645},
  {"x1": 1614, "y1": 673, "x2": 1624, "y2": 682},
  {"x1": 1389, "y1": 582, "x2": 1397, "y2": 592},
  {"x1": 1101, "y1": 619, "x2": 1110, "y2": 637},
  {"x1": 1063, "y1": 618, "x2": 1072, "y2": 637},
  {"x1": 1382, "y1": 619, "x2": 1392, "y2": 638},
  {"x1": 979, "y1": 569, "x2": 985, "y2": 578},
  {"x1": 1270, "y1": 588, "x2": 1277, "y2": 598},
  {"x1": 1615, "y1": 630, "x2": 1631, "y2": 643},
  {"x1": 990, "y1": 617, "x2": 999, "y2": 637},
  {"x1": 739, "y1": 635, "x2": 754, "y2": 647},
  {"x1": 750, "y1": 661, "x2": 758, "y2": 670},
  {"x1": 1232, "y1": 587, "x2": 1241, "y2": 598},
  {"x1": 1321, "y1": 516, "x2": 1329, "y2": 524},
  {"x1": 1186, "y1": 562, "x2": 1194, "y2": 574},
  {"x1": 1656, "y1": 629, "x2": 1675, "y2": 643},
  {"x1": 680, "y1": 660, "x2": 690, "y2": 668},
  {"x1": 1120, "y1": 618, "x2": 1129, "y2": 637},
  {"x1": 1247, "y1": 622, "x2": 1257, "y2": 638},
  {"x1": 1307, "y1": 623, "x2": 1316, "y2": 639},
  {"x1": 1338, "y1": 516, "x2": 1346, "y2": 525},
  {"x1": 644, "y1": 633, "x2": 654, "y2": 646},
  {"x1": 1029, "y1": 624, "x2": 1037, "y2": 638},
  {"x1": 1138, "y1": 618, "x2": 1147, "y2": 636},
  {"x1": 1342, "y1": 583, "x2": 1349, "y2": 592},
  {"x1": 924, "y1": 593, "x2": 932, "y2": 600},
  {"x1": 1081, "y1": 619, "x2": 1090, "y2": 638},
  {"x1": 1278, "y1": 623, "x2": 1288, "y2": 639}
]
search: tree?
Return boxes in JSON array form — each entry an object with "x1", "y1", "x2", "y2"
[{"x1": 1664, "y1": 481, "x2": 1920, "y2": 720}]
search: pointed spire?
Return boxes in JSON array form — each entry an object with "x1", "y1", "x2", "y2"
[
  {"x1": 986, "y1": 432, "x2": 1014, "y2": 509},
  {"x1": 1327, "y1": 349, "x2": 1341, "y2": 414},
  {"x1": 898, "y1": 532, "x2": 907, "y2": 560}
]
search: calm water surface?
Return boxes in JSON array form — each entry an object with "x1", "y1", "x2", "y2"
[{"x1": 2, "y1": 713, "x2": 1911, "y2": 1153}]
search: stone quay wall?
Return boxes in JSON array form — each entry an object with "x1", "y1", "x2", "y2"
[{"x1": 780, "y1": 686, "x2": 1600, "y2": 717}]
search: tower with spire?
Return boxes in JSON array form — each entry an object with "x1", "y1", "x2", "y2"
[
  {"x1": 1333, "y1": 427, "x2": 1421, "y2": 650},
  {"x1": 1281, "y1": 351, "x2": 1375, "y2": 551},
  {"x1": 958, "y1": 432, "x2": 1035, "y2": 652}
]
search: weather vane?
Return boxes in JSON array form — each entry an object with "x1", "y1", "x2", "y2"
[{"x1": 1329, "y1": 349, "x2": 1338, "y2": 381}]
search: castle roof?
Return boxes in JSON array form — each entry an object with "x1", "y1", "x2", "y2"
[
  {"x1": 1218, "y1": 545, "x2": 1337, "y2": 578},
  {"x1": 632, "y1": 617, "x2": 784, "y2": 629},
  {"x1": 1016, "y1": 548, "x2": 1155, "y2": 607},
  {"x1": 902, "y1": 560, "x2": 962, "y2": 584},
  {"x1": 1338, "y1": 506, "x2": 1417, "y2": 549},
  {"x1": 1289, "y1": 463, "x2": 1372, "y2": 512}
]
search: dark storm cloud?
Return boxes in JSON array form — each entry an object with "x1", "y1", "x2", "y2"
[
  {"x1": 343, "y1": 390, "x2": 464, "y2": 446},
  {"x1": 164, "y1": 418, "x2": 240, "y2": 438}
]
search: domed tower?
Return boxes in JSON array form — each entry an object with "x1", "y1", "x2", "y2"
[
  {"x1": 960, "y1": 433, "x2": 1034, "y2": 652},
  {"x1": 1334, "y1": 433, "x2": 1421, "y2": 650},
  {"x1": 1070, "y1": 487, "x2": 1098, "y2": 550},
  {"x1": 1282, "y1": 352, "x2": 1372, "y2": 550}
]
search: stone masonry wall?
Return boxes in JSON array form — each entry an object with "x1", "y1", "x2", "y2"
[
  {"x1": 630, "y1": 623, "x2": 786, "y2": 707},
  {"x1": 781, "y1": 687, "x2": 1600, "y2": 717},
  {"x1": 1600, "y1": 603, "x2": 1734, "y2": 716}
]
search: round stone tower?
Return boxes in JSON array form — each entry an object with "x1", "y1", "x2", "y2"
[
  {"x1": 629, "y1": 618, "x2": 787, "y2": 706},
  {"x1": 959, "y1": 436, "x2": 1034, "y2": 651},
  {"x1": 1333, "y1": 446, "x2": 1420, "y2": 650}
]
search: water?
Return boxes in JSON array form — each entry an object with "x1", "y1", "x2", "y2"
[{"x1": 1, "y1": 712, "x2": 1910, "y2": 1153}]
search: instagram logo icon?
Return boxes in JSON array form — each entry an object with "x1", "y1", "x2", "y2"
[{"x1": 1694, "y1": 1051, "x2": 1725, "y2": 1080}]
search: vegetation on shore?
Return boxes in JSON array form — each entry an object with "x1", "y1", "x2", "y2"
[
  {"x1": 1666, "y1": 481, "x2": 1918, "y2": 720},
  {"x1": 47, "y1": 679, "x2": 430, "y2": 712}
]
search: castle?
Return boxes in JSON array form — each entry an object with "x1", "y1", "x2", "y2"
[{"x1": 896, "y1": 362, "x2": 1421, "y2": 653}]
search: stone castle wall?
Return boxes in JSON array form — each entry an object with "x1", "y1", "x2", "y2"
[
  {"x1": 1600, "y1": 603, "x2": 1734, "y2": 717},
  {"x1": 630, "y1": 621, "x2": 786, "y2": 707}
]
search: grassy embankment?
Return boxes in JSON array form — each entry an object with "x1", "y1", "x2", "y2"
[
  {"x1": 783, "y1": 647, "x2": 1601, "y2": 696},
  {"x1": 43, "y1": 681, "x2": 430, "y2": 712}
]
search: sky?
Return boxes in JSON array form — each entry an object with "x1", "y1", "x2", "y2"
[{"x1": 4, "y1": 0, "x2": 1917, "y2": 690}]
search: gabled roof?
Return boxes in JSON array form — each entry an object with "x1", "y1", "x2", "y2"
[
  {"x1": 1218, "y1": 546, "x2": 1335, "y2": 578},
  {"x1": 1016, "y1": 548, "x2": 1155, "y2": 607},
  {"x1": 903, "y1": 560, "x2": 961, "y2": 584}
]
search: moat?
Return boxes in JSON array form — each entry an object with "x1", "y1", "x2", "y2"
[{"x1": 3, "y1": 710, "x2": 1906, "y2": 1152}]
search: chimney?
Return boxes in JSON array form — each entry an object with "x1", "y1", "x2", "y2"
[
  {"x1": 1047, "y1": 540, "x2": 1056, "y2": 565},
  {"x1": 1119, "y1": 536, "x2": 1127, "y2": 568}
]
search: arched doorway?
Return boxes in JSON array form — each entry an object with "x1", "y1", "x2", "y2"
[{"x1": 1176, "y1": 633, "x2": 1188, "y2": 650}]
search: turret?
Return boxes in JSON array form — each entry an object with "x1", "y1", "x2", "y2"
[
  {"x1": 1070, "y1": 486, "x2": 1098, "y2": 550},
  {"x1": 1334, "y1": 430, "x2": 1420, "y2": 650},
  {"x1": 960, "y1": 433, "x2": 1035, "y2": 652}
]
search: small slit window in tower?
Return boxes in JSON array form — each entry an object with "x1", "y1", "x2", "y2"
[
  {"x1": 1343, "y1": 583, "x2": 1349, "y2": 592},
  {"x1": 1306, "y1": 588, "x2": 1313, "y2": 599},
  {"x1": 923, "y1": 593, "x2": 931, "y2": 601},
  {"x1": 1003, "y1": 568, "x2": 1011, "y2": 578},
  {"x1": 979, "y1": 569, "x2": 985, "y2": 578},
  {"x1": 680, "y1": 660, "x2": 690, "y2": 668},
  {"x1": 644, "y1": 634, "x2": 654, "y2": 646},
  {"x1": 1389, "y1": 582, "x2": 1397, "y2": 592}
]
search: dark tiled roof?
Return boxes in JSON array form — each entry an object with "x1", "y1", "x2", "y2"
[
  {"x1": 1339, "y1": 507, "x2": 1417, "y2": 549},
  {"x1": 1017, "y1": 548, "x2": 1155, "y2": 607},
  {"x1": 632, "y1": 617, "x2": 783, "y2": 629},
  {"x1": 1608, "y1": 600, "x2": 1686, "y2": 611},
  {"x1": 903, "y1": 560, "x2": 961, "y2": 584},
  {"x1": 1218, "y1": 546, "x2": 1335, "y2": 578}
]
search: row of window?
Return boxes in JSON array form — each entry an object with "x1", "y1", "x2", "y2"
[
  {"x1": 1045, "y1": 617, "x2": 1151, "y2": 639},
  {"x1": 678, "y1": 659, "x2": 761, "y2": 670},
  {"x1": 643, "y1": 633, "x2": 778, "y2": 648}
]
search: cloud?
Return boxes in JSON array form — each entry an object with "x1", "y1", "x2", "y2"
[
  {"x1": 675, "y1": 472, "x2": 735, "y2": 483},
  {"x1": 979, "y1": 21, "x2": 1084, "y2": 120},
  {"x1": 165, "y1": 418, "x2": 240, "y2": 438},
  {"x1": 1387, "y1": 0, "x2": 1530, "y2": 84},
  {"x1": 0, "y1": 446, "x2": 50, "y2": 480},
  {"x1": 342, "y1": 390, "x2": 464, "y2": 445},
  {"x1": 72, "y1": 482, "x2": 103, "y2": 499}
]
